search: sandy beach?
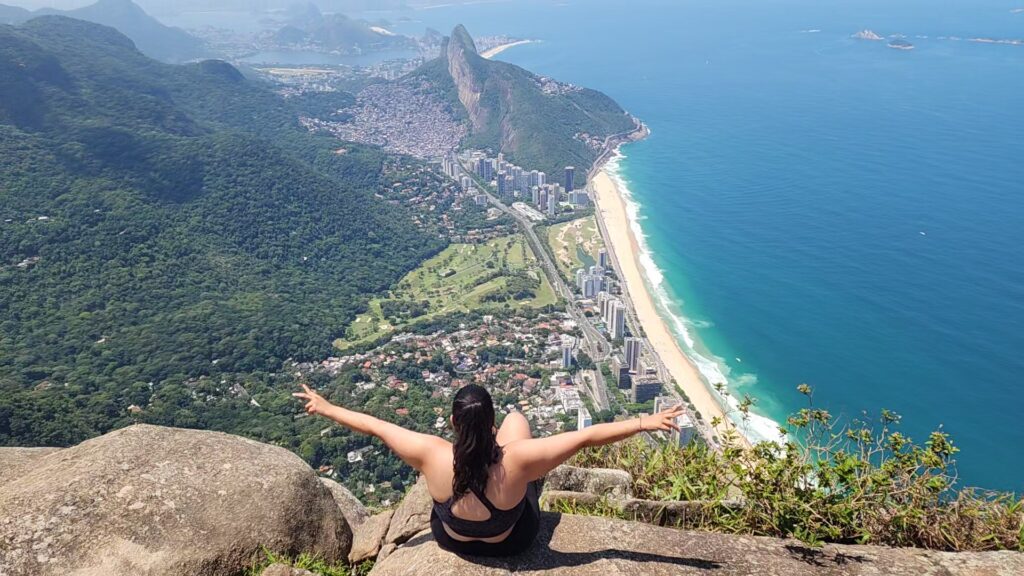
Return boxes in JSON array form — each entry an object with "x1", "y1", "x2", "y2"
[
  {"x1": 480, "y1": 40, "x2": 535, "y2": 59},
  {"x1": 591, "y1": 169, "x2": 749, "y2": 447}
]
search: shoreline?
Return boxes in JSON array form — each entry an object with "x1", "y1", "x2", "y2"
[
  {"x1": 589, "y1": 126, "x2": 754, "y2": 448},
  {"x1": 480, "y1": 40, "x2": 536, "y2": 59}
]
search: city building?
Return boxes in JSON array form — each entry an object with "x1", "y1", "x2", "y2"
[
  {"x1": 577, "y1": 406, "x2": 592, "y2": 430},
  {"x1": 569, "y1": 190, "x2": 589, "y2": 206},
  {"x1": 561, "y1": 336, "x2": 575, "y2": 369},
  {"x1": 598, "y1": 248, "x2": 608, "y2": 268},
  {"x1": 625, "y1": 337, "x2": 642, "y2": 373},
  {"x1": 441, "y1": 155, "x2": 458, "y2": 179},
  {"x1": 605, "y1": 300, "x2": 625, "y2": 339},
  {"x1": 611, "y1": 354, "x2": 631, "y2": 389},
  {"x1": 672, "y1": 413, "x2": 697, "y2": 447},
  {"x1": 632, "y1": 376, "x2": 663, "y2": 403},
  {"x1": 654, "y1": 395, "x2": 679, "y2": 415},
  {"x1": 597, "y1": 291, "x2": 611, "y2": 319},
  {"x1": 496, "y1": 171, "x2": 507, "y2": 197},
  {"x1": 577, "y1": 267, "x2": 603, "y2": 297},
  {"x1": 564, "y1": 166, "x2": 575, "y2": 192}
]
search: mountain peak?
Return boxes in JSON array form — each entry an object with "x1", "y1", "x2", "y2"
[
  {"x1": 449, "y1": 24, "x2": 477, "y2": 55},
  {"x1": 89, "y1": 0, "x2": 146, "y2": 15}
]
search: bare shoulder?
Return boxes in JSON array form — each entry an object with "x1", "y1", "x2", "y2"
[
  {"x1": 420, "y1": 435, "x2": 454, "y2": 471},
  {"x1": 499, "y1": 438, "x2": 539, "y2": 467},
  {"x1": 424, "y1": 434, "x2": 453, "y2": 455}
]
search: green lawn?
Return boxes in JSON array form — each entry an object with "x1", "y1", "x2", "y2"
[
  {"x1": 335, "y1": 235, "x2": 558, "y2": 349},
  {"x1": 546, "y1": 216, "x2": 605, "y2": 282}
]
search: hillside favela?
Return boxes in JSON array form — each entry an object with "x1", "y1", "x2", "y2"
[{"x1": 1, "y1": 0, "x2": 1022, "y2": 575}]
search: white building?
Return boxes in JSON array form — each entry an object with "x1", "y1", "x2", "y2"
[
  {"x1": 561, "y1": 336, "x2": 575, "y2": 369},
  {"x1": 605, "y1": 300, "x2": 625, "y2": 339},
  {"x1": 577, "y1": 406, "x2": 592, "y2": 430}
]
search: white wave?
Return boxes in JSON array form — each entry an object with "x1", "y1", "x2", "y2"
[
  {"x1": 687, "y1": 319, "x2": 715, "y2": 329},
  {"x1": 604, "y1": 149, "x2": 786, "y2": 446}
]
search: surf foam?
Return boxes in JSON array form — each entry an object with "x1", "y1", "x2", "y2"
[{"x1": 604, "y1": 150, "x2": 786, "y2": 445}]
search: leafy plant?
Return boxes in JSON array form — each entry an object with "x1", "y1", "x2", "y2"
[
  {"x1": 246, "y1": 546, "x2": 372, "y2": 576},
  {"x1": 571, "y1": 385, "x2": 1024, "y2": 552}
]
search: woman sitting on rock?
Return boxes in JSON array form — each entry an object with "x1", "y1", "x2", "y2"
[{"x1": 294, "y1": 382, "x2": 683, "y2": 556}]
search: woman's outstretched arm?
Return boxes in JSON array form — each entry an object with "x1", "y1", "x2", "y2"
[
  {"x1": 504, "y1": 404, "x2": 685, "y2": 482},
  {"x1": 293, "y1": 383, "x2": 448, "y2": 472}
]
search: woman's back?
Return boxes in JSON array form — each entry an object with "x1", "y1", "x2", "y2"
[
  {"x1": 423, "y1": 432, "x2": 529, "y2": 515},
  {"x1": 292, "y1": 381, "x2": 684, "y2": 557}
]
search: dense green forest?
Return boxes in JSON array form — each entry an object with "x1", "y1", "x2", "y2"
[{"x1": 0, "y1": 16, "x2": 446, "y2": 447}]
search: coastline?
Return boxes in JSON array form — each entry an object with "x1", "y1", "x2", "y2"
[
  {"x1": 480, "y1": 40, "x2": 535, "y2": 59},
  {"x1": 589, "y1": 128, "x2": 754, "y2": 448}
]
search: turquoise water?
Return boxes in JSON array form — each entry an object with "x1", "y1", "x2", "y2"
[{"x1": 376, "y1": 0, "x2": 1024, "y2": 491}]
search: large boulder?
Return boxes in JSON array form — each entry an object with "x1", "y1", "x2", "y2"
[
  {"x1": 545, "y1": 465, "x2": 632, "y2": 498},
  {"x1": 350, "y1": 510, "x2": 394, "y2": 563},
  {"x1": 384, "y1": 475, "x2": 433, "y2": 546},
  {"x1": 369, "y1": 512, "x2": 1024, "y2": 576},
  {"x1": 0, "y1": 447, "x2": 62, "y2": 486},
  {"x1": 321, "y1": 477, "x2": 370, "y2": 527},
  {"x1": 0, "y1": 424, "x2": 351, "y2": 576}
]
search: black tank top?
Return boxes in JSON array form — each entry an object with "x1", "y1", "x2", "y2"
[{"x1": 431, "y1": 485, "x2": 528, "y2": 539}]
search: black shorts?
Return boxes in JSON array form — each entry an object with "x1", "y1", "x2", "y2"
[{"x1": 429, "y1": 480, "x2": 542, "y2": 557}]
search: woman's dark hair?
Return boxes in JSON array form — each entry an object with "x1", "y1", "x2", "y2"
[{"x1": 451, "y1": 384, "x2": 502, "y2": 499}]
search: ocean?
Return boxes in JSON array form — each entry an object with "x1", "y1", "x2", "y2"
[{"x1": 372, "y1": 0, "x2": 1024, "y2": 492}]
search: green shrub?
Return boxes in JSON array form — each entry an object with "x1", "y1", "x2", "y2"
[
  {"x1": 246, "y1": 547, "x2": 372, "y2": 576},
  {"x1": 570, "y1": 386, "x2": 1024, "y2": 552}
]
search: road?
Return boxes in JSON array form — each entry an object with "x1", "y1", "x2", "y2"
[{"x1": 459, "y1": 159, "x2": 611, "y2": 411}]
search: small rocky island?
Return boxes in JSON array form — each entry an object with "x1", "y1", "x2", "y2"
[
  {"x1": 888, "y1": 38, "x2": 915, "y2": 50},
  {"x1": 853, "y1": 29, "x2": 884, "y2": 41}
]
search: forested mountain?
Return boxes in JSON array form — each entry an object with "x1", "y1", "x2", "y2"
[
  {"x1": 0, "y1": 0, "x2": 205, "y2": 62},
  {"x1": 407, "y1": 25, "x2": 637, "y2": 186},
  {"x1": 272, "y1": 2, "x2": 415, "y2": 54},
  {"x1": 0, "y1": 16, "x2": 445, "y2": 445},
  {"x1": 0, "y1": 3, "x2": 29, "y2": 23}
]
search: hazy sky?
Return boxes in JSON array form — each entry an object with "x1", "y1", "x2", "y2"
[{"x1": 2, "y1": 0, "x2": 438, "y2": 13}]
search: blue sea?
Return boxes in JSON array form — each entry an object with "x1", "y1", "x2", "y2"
[{"x1": 373, "y1": 0, "x2": 1024, "y2": 492}]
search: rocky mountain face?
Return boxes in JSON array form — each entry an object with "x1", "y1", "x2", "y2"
[
  {"x1": 445, "y1": 25, "x2": 489, "y2": 136},
  {"x1": 0, "y1": 425, "x2": 351, "y2": 575},
  {"x1": 2, "y1": 425, "x2": 1021, "y2": 576},
  {"x1": 412, "y1": 25, "x2": 637, "y2": 187}
]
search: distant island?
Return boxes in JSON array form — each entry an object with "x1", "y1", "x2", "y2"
[
  {"x1": 853, "y1": 29, "x2": 884, "y2": 41},
  {"x1": 888, "y1": 38, "x2": 914, "y2": 51}
]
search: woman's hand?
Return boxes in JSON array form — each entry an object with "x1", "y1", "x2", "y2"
[
  {"x1": 641, "y1": 404, "x2": 685, "y2": 432},
  {"x1": 292, "y1": 383, "x2": 334, "y2": 416}
]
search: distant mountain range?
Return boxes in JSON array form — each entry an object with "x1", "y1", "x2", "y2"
[
  {"x1": 0, "y1": 0, "x2": 205, "y2": 62},
  {"x1": 407, "y1": 25, "x2": 637, "y2": 186},
  {"x1": 269, "y1": 2, "x2": 415, "y2": 54}
]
